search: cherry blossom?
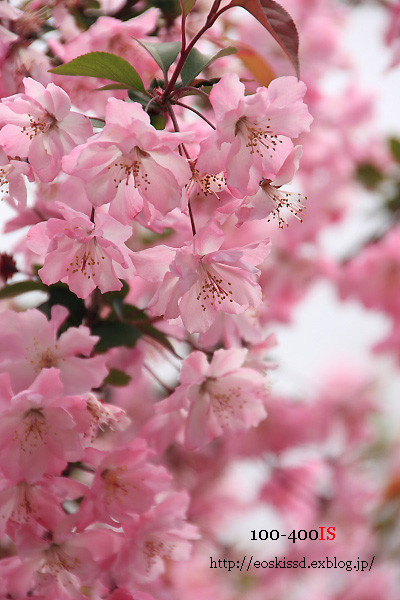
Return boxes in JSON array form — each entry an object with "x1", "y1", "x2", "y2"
[
  {"x1": 0, "y1": 148, "x2": 32, "y2": 208},
  {"x1": 113, "y1": 492, "x2": 199, "y2": 584},
  {"x1": 236, "y1": 145, "x2": 306, "y2": 226},
  {"x1": 12, "y1": 523, "x2": 121, "y2": 599},
  {"x1": 156, "y1": 348, "x2": 269, "y2": 449},
  {"x1": 206, "y1": 73, "x2": 312, "y2": 195},
  {"x1": 0, "y1": 305, "x2": 108, "y2": 394},
  {"x1": 0, "y1": 475, "x2": 86, "y2": 536},
  {"x1": 0, "y1": 78, "x2": 92, "y2": 182},
  {"x1": 0, "y1": 368, "x2": 90, "y2": 482},
  {"x1": 133, "y1": 223, "x2": 270, "y2": 333},
  {"x1": 27, "y1": 203, "x2": 135, "y2": 298},
  {"x1": 62, "y1": 98, "x2": 192, "y2": 223},
  {"x1": 78, "y1": 441, "x2": 171, "y2": 527}
]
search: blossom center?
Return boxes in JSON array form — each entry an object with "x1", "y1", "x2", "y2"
[
  {"x1": 29, "y1": 341, "x2": 59, "y2": 373},
  {"x1": 101, "y1": 466, "x2": 130, "y2": 503},
  {"x1": 11, "y1": 482, "x2": 35, "y2": 522},
  {"x1": 144, "y1": 537, "x2": 175, "y2": 570},
  {"x1": 17, "y1": 408, "x2": 49, "y2": 453},
  {"x1": 196, "y1": 263, "x2": 233, "y2": 311},
  {"x1": 22, "y1": 112, "x2": 56, "y2": 139},
  {"x1": 235, "y1": 116, "x2": 282, "y2": 158},
  {"x1": 261, "y1": 181, "x2": 305, "y2": 228},
  {"x1": 110, "y1": 147, "x2": 151, "y2": 191},
  {"x1": 0, "y1": 167, "x2": 10, "y2": 200},
  {"x1": 66, "y1": 241, "x2": 105, "y2": 279},
  {"x1": 188, "y1": 161, "x2": 225, "y2": 198},
  {"x1": 44, "y1": 543, "x2": 80, "y2": 575}
]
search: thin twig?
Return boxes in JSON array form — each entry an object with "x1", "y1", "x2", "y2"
[
  {"x1": 177, "y1": 86, "x2": 211, "y2": 101},
  {"x1": 163, "y1": 0, "x2": 223, "y2": 99},
  {"x1": 145, "y1": 96, "x2": 160, "y2": 113},
  {"x1": 174, "y1": 100, "x2": 216, "y2": 130},
  {"x1": 179, "y1": 0, "x2": 187, "y2": 51},
  {"x1": 167, "y1": 104, "x2": 191, "y2": 159},
  {"x1": 144, "y1": 363, "x2": 174, "y2": 395}
]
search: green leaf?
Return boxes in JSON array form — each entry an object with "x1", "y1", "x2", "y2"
[
  {"x1": 120, "y1": 302, "x2": 180, "y2": 356},
  {"x1": 137, "y1": 40, "x2": 182, "y2": 74},
  {"x1": 103, "y1": 368, "x2": 132, "y2": 387},
  {"x1": 101, "y1": 280, "x2": 130, "y2": 304},
  {"x1": 386, "y1": 188, "x2": 400, "y2": 214},
  {"x1": 181, "y1": 47, "x2": 237, "y2": 86},
  {"x1": 0, "y1": 280, "x2": 46, "y2": 299},
  {"x1": 37, "y1": 283, "x2": 86, "y2": 329},
  {"x1": 192, "y1": 77, "x2": 221, "y2": 89},
  {"x1": 137, "y1": 322, "x2": 180, "y2": 357},
  {"x1": 356, "y1": 163, "x2": 383, "y2": 190},
  {"x1": 89, "y1": 117, "x2": 106, "y2": 128},
  {"x1": 225, "y1": 0, "x2": 299, "y2": 77},
  {"x1": 389, "y1": 137, "x2": 400, "y2": 163},
  {"x1": 151, "y1": 114, "x2": 167, "y2": 130},
  {"x1": 148, "y1": 0, "x2": 181, "y2": 23},
  {"x1": 122, "y1": 303, "x2": 149, "y2": 322},
  {"x1": 181, "y1": 0, "x2": 196, "y2": 15},
  {"x1": 128, "y1": 89, "x2": 152, "y2": 107},
  {"x1": 50, "y1": 52, "x2": 145, "y2": 92},
  {"x1": 92, "y1": 321, "x2": 142, "y2": 352},
  {"x1": 95, "y1": 83, "x2": 132, "y2": 91}
]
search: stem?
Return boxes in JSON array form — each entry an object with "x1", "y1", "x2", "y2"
[
  {"x1": 145, "y1": 96, "x2": 160, "y2": 113},
  {"x1": 163, "y1": 0, "x2": 223, "y2": 99},
  {"x1": 167, "y1": 104, "x2": 191, "y2": 159},
  {"x1": 179, "y1": 0, "x2": 187, "y2": 51},
  {"x1": 167, "y1": 104, "x2": 196, "y2": 234},
  {"x1": 167, "y1": 103, "x2": 181, "y2": 131},
  {"x1": 177, "y1": 86, "x2": 212, "y2": 100},
  {"x1": 174, "y1": 100, "x2": 216, "y2": 130},
  {"x1": 188, "y1": 201, "x2": 197, "y2": 236}
]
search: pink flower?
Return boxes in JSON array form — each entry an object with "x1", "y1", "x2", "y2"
[
  {"x1": 13, "y1": 523, "x2": 121, "y2": 598},
  {"x1": 385, "y1": 2, "x2": 400, "y2": 68},
  {"x1": 78, "y1": 440, "x2": 171, "y2": 527},
  {"x1": 182, "y1": 158, "x2": 242, "y2": 229},
  {"x1": 338, "y1": 227, "x2": 400, "y2": 317},
  {"x1": 27, "y1": 203, "x2": 135, "y2": 299},
  {"x1": 133, "y1": 223, "x2": 270, "y2": 333},
  {"x1": 113, "y1": 492, "x2": 199, "y2": 584},
  {"x1": 0, "y1": 78, "x2": 92, "y2": 182},
  {"x1": 0, "y1": 475, "x2": 86, "y2": 537},
  {"x1": 260, "y1": 458, "x2": 329, "y2": 529},
  {"x1": 157, "y1": 348, "x2": 269, "y2": 449},
  {"x1": 0, "y1": 148, "x2": 32, "y2": 208},
  {"x1": 109, "y1": 590, "x2": 155, "y2": 600},
  {"x1": 206, "y1": 73, "x2": 312, "y2": 195},
  {"x1": 0, "y1": 305, "x2": 108, "y2": 394},
  {"x1": 0, "y1": 368, "x2": 90, "y2": 482},
  {"x1": 236, "y1": 146, "x2": 306, "y2": 226},
  {"x1": 85, "y1": 394, "x2": 130, "y2": 442},
  {"x1": 62, "y1": 99, "x2": 192, "y2": 223}
]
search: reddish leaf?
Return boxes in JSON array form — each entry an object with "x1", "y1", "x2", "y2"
[
  {"x1": 235, "y1": 41, "x2": 277, "y2": 86},
  {"x1": 225, "y1": 0, "x2": 299, "y2": 77}
]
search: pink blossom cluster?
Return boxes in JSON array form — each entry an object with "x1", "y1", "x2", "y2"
[{"x1": 0, "y1": 0, "x2": 399, "y2": 598}]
